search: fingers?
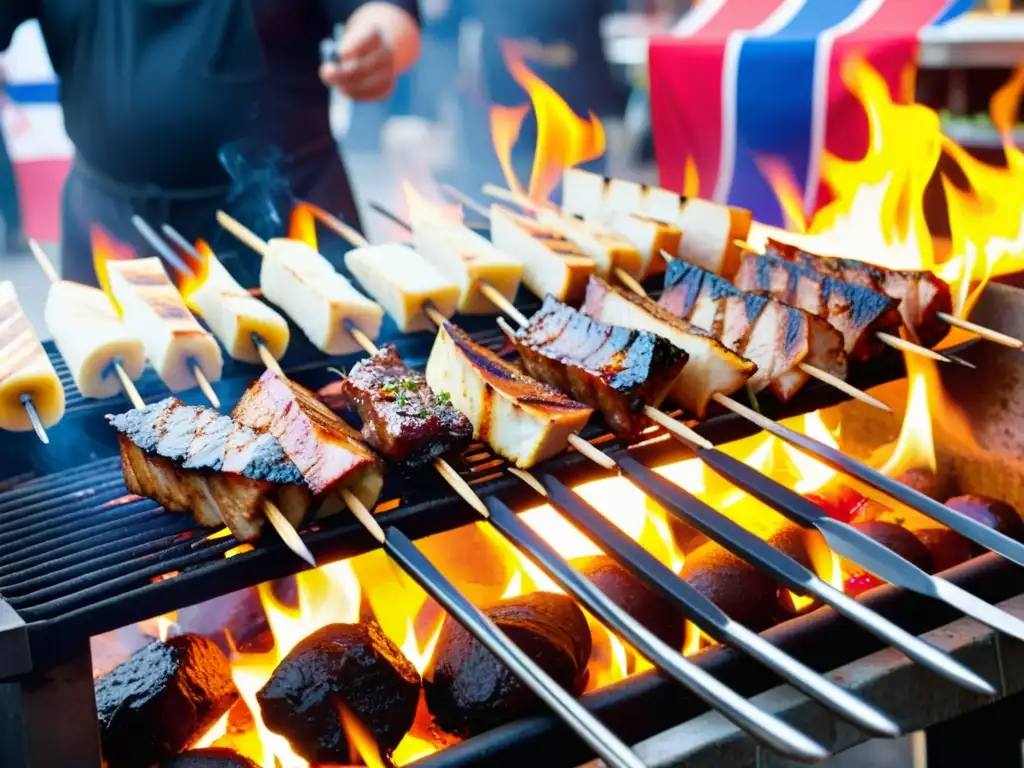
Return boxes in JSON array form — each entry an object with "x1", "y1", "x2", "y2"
[{"x1": 319, "y1": 28, "x2": 397, "y2": 102}]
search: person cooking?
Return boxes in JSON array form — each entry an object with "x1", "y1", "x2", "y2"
[{"x1": 0, "y1": 1, "x2": 421, "y2": 287}]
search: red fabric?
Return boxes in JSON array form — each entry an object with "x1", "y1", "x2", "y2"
[{"x1": 14, "y1": 158, "x2": 69, "y2": 242}]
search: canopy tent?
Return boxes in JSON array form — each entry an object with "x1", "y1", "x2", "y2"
[{"x1": 649, "y1": 0, "x2": 977, "y2": 226}]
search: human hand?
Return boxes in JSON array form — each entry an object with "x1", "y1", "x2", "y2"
[{"x1": 319, "y1": 26, "x2": 397, "y2": 102}]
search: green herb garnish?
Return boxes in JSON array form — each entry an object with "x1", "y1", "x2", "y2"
[{"x1": 437, "y1": 391, "x2": 451, "y2": 405}]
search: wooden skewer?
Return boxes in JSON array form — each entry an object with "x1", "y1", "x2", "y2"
[
  {"x1": 190, "y1": 362, "x2": 221, "y2": 409},
  {"x1": 308, "y1": 206, "x2": 371, "y2": 249},
  {"x1": 263, "y1": 499, "x2": 316, "y2": 567},
  {"x1": 937, "y1": 311, "x2": 1024, "y2": 350},
  {"x1": 796, "y1": 362, "x2": 891, "y2": 412},
  {"x1": 473, "y1": 184, "x2": 646, "y2": 298},
  {"x1": 28, "y1": 237, "x2": 145, "y2": 408}
]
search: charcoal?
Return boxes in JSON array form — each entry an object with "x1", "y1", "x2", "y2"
[
  {"x1": 160, "y1": 748, "x2": 258, "y2": 767},
  {"x1": 842, "y1": 521, "x2": 933, "y2": 575},
  {"x1": 174, "y1": 587, "x2": 273, "y2": 656},
  {"x1": 424, "y1": 592, "x2": 591, "y2": 738},
  {"x1": 256, "y1": 621, "x2": 420, "y2": 763},
  {"x1": 572, "y1": 555, "x2": 683, "y2": 648},
  {"x1": 944, "y1": 494, "x2": 1024, "y2": 549},
  {"x1": 95, "y1": 634, "x2": 239, "y2": 768},
  {"x1": 680, "y1": 542, "x2": 777, "y2": 630}
]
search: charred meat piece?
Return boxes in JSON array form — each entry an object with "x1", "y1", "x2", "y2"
[
  {"x1": 769, "y1": 239, "x2": 952, "y2": 348},
  {"x1": 96, "y1": 634, "x2": 239, "y2": 768},
  {"x1": 257, "y1": 621, "x2": 420, "y2": 763},
  {"x1": 338, "y1": 344, "x2": 472, "y2": 465},
  {"x1": 659, "y1": 259, "x2": 847, "y2": 401},
  {"x1": 233, "y1": 370, "x2": 384, "y2": 513},
  {"x1": 734, "y1": 251, "x2": 901, "y2": 362},
  {"x1": 108, "y1": 398, "x2": 310, "y2": 542},
  {"x1": 511, "y1": 296, "x2": 689, "y2": 440},
  {"x1": 424, "y1": 592, "x2": 592, "y2": 738},
  {"x1": 583, "y1": 276, "x2": 755, "y2": 416},
  {"x1": 425, "y1": 321, "x2": 594, "y2": 468}
]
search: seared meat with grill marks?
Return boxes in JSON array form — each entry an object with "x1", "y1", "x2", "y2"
[
  {"x1": 338, "y1": 344, "x2": 472, "y2": 465},
  {"x1": 768, "y1": 239, "x2": 952, "y2": 348},
  {"x1": 582, "y1": 276, "x2": 756, "y2": 416},
  {"x1": 425, "y1": 321, "x2": 593, "y2": 468},
  {"x1": 511, "y1": 296, "x2": 689, "y2": 440},
  {"x1": 734, "y1": 251, "x2": 901, "y2": 362},
  {"x1": 108, "y1": 398, "x2": 310, "y2": 542},
  {"x1": 659, "y1": 259, "x2": 847, "y2": 401},
  {"x1": 233, "y1": 371, "x2": 384, "y2": 515}
]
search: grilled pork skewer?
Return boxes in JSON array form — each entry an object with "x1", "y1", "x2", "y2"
[
  {"x1": 0, "y1": 281, "x2": 65, "y2": 442},
  {"x1": 767, "y1": 239, "x2": 953, "y2": 348},
  {"x1": 29, "y1": 240, "x2": 145, "y2": 402},
  {"x1": 104, "y1": 257, "x2": 224, "y2": 407},
  {"x1": 108, "y1": 398, "x2": 311, "y2": 542},
  {"x1": 657, "y1": 261, "x2": 852, "y2": 403},
  {"x1": 303, "y1": 206, "x2": 995, "y2": 704}
]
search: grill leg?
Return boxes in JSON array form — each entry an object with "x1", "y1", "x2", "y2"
[
  {"x1": 0, "y1": 644, "x2": 101, "y2": 768},
  {"x1": 925, "y1": 692, "x2": 1024, "y2": 768}
]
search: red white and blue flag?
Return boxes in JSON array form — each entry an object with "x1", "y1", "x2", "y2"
[{"x1": 649, "y1": 0, "x2": 976, "y2": 226}]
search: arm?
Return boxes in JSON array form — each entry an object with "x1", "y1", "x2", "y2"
[{"x1": 320, "y1": 1, "x2": 422, "y2": 100}]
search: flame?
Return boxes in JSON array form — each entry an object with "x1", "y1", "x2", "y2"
[
  {"x1": 490, "y1": 42, "x2": 606, "y2": 203},
  {"x1": 682, "y1": 156, "x2": 701, "y2": 199},
  {"x1": 289, "y1": 203, "x2": 319, "y2": 250},
  {"x1": 90, "y1": 226, "x2": 136, "y2": 315},
  {"x1": 754, "y1": 55, "x2": 1024, "y2": 316},
  {"x1": 179, "y1": 240, "x2": 213, "y2": 310}
]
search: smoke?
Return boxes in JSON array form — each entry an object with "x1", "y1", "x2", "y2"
[{"x1": 218, "y1": 140, "x2": 293, "y2": 244}]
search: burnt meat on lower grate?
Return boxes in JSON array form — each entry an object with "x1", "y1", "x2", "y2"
[
  {"x1": 256, "y1": 621, "x2": 421, "y2": 763},
  {"x1": 423, "y1": 592, "x2": 592, "y2": 738},
  {"x1": 336, "y1": 344, "x2": 472, "y2": 465},
  {"x1": 95, "y1": 634, "x2": 239, "y2": 768}
]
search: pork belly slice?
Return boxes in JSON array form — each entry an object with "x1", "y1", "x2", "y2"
[
  {"x1": 582, "y1": 277, "x2": 755, "y2": 417},
  {"x1": 511, "y1": 296, "x2": 689, "y2": 440},
  {"x1": 108, "y1": 398, "x2": 310, "y2": 542},
  {"x1": 660, "y1": 259, "x2": 847, "y2": 402},
  {"x1": 233, "y1": 371, "x2": 384, "y2": 514},
  {"x1": 734, "y1": 252, "x2": 901, "y2": 362},
  {"x1": 425, "y1": 321, "x2": 593, "y2": 468},
  {"x1": 339, "y1": 344, "x2": 473, "y2": 466},
  {"x1": 768, "y1": 239, "x2": 952, "y2": 348}
]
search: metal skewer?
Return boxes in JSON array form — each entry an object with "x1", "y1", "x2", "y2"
[
  {"x1": 157, "y1": 223, "x2": 286, "y2": 379},
  {"x1": 130, "y1": 215, "x2": 194, "y2": 277},
  {"x1": 19, "y1": 394, "x2": 49, "y2": 444},
  {"x1": 27, "y1": 238, "x2": 143, "y2": 408}
]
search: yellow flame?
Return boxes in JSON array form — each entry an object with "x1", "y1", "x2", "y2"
[
  {"x1": 682, "y1": 156, "x2": 701, "y2": 199},
  {"x1": 289, "y1": 203, "x2": 319, "y2": 250},
  {"x1": 90, "y1": 226, "x2": 135, "y2": 315},
  {"x1": 490, "y1": 41, "x2": 606, "y2": 203},
  {"x1": 178, "y1": 239, "x2": 213, "y2": 310}
]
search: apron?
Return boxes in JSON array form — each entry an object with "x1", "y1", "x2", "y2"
[{"x1": 56, "y1": 0, "x2": 361, "y2": 287}]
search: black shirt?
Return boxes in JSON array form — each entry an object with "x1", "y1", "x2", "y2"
[{"x1": 0, "y1": 0, "x2": 419, "y2": 191}]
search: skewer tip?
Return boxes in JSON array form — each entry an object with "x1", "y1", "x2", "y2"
[
  {"x1": 263, "y1": 500, "x2": 316, "y2": 567},
  {"x1": 20, "y1": 394, "x2": 50, "y2": 445},
  {"x1": 191, "y1": 363, "x2": 221, "y2": 409}
]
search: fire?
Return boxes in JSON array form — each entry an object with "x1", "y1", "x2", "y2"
[
  {"x1": 178, "y1": 239, "x2": 213, "y2": 310},
  {"x1": 402, "y1": 178, "x2": 464, "y2": 229},
  {"x1": 490, "y1": 42, "x2": 606, "y2": 204},
  {"x1": 682, "y1": 156, "x2": 701, "y2": 199},
  {"x1": 288, "y1": 202, "x2": 319, "y2": 250},
  {"x1": 90, "y1": 226, "x2": 135, "y2": 315},
  {"x1": 753, "y1": 55, "x2": 1024, "y2": 317}
]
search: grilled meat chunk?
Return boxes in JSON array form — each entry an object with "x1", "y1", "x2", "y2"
[
  {"x1": 511, "y1": 296, "x2": 689, "y2": 440},
  {"x1": 768, "y1": 239, "x2": 952, "y2": 348},
  {"x1": 425, "y1": 321, "x2": 593, "y2": 468},
  {"x1": 659, "y1": 259, "x2": 847, "y2": 401},
  {"x1": 338, "y1": 344, "x2": 472, "y2": 465},
  {"x1": 582, "y1": 277, "x2": 755, "y2": 416},
  {"x1": 108, "y1": 398, "x2": 310, "y2": 542},
  {"x1": 233, "y1": 371, "x2": 384, "y2": 514},
  {"x1": 734, "y1": 251, "x2": 901, "y2": 362}
]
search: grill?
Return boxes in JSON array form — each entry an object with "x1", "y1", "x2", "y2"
[{"x1": 1, "y1": 274, "x2": 1022, "y2": 768}]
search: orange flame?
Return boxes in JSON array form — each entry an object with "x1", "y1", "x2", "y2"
[
  {"x1": 90, "y1": 226, "x2": 136, "y2": 315},
  {"x1": 402, "y1": 179, "x2": 464, "y2": 228},
  {"x1": 490, "y1": 41, "x2": 606, "y2": 203},
  {"x1": 682, "y1": 156, "x2": 701, "y2": 199},
  {"x1": 289, "y1": 203, "x2": 319, "y2": 250},
  {"x1": 178, "y1": 239, "x2": 213, "y2": 310}
]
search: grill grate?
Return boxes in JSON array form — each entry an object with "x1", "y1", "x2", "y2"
[{"x1": 0, "y1": 294, "x2": 972, "y2": 667}]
